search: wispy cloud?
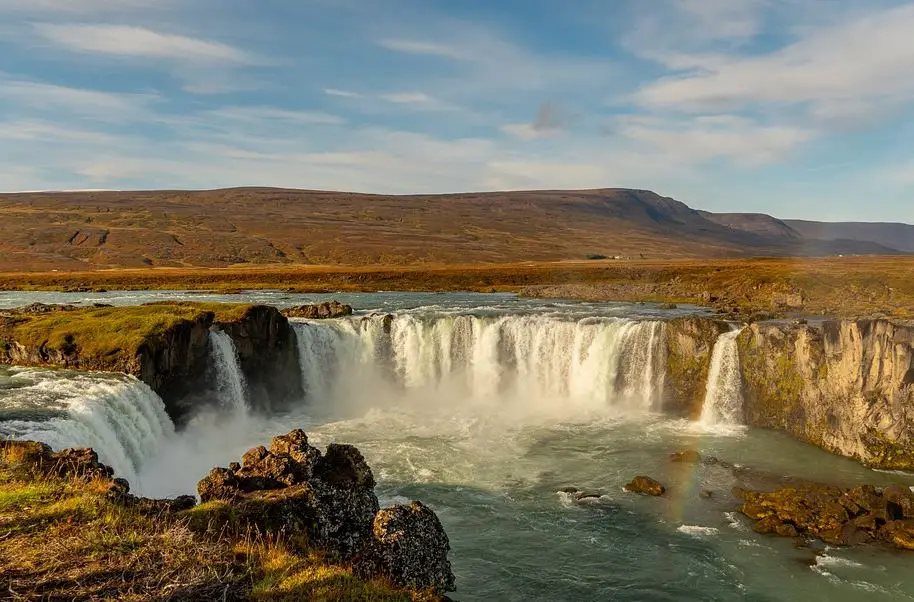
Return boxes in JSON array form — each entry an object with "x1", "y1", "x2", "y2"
[
  {"x1": 34, "y1": 23, "x2": 258, "y2": 64},
  {"x1": 502, "y1": 102, "x2": 567, "y2": 140},
  {"x1": 635, "y1": 3, "x2": 914, "y2": 122},
  {"x1": 0, "y1": 78, "x2": 157, "y2": 120},
  {"x1": 377, "y1": 38, "x2": 466, "y2": 60},
  {"x1": 324, "y1": 88, "x2": 364, "y2": 98},
  {"x1": 206, "y1": 106, "x2": 345, "y2": 125}
]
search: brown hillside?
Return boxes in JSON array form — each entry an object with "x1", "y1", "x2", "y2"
[{"x1": 0, "y1": 187, "x2": 905, "y2": 271}]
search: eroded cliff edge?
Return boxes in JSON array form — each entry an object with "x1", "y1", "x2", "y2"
[
  {"x1": 0, "y1": 303, "x2": 303, "y2": 423},
  {"x1": 737, "y1": 319, "x2": 914, "y2": 470}
]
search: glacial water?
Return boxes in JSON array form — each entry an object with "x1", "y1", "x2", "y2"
[{"x1": 2, "y1": 291, "x2": 914, "y2": 601}]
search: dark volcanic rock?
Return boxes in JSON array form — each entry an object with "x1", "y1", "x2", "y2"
[
  {"x1": 355, "y1": 501, "x2": 456, "y2": 594},
  {"x1": 625, "y1": 476, "x2": 666, "y2": 496},
  {"x1": 193, "y1": 429, "x2": 450, "y2": 580},
  {"x1": 283, "y1": 301, "x2": 353, "y2": 320},
  {"x1": 0, "y1": 440, "x2": 114, "y2": 481}
]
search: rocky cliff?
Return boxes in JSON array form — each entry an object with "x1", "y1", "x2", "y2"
[
  {"x1": 0, "y1": 303, "x2": 303, "y2": 423},
  {"x1": 737, "y1": 319, "x2": 914, "y2": 469},
  {"x1": 663, "y1": 317, "x2": 730, "y2": 418}
]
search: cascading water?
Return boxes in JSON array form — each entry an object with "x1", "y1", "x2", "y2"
[
  {"x1": 209, "y1": 329, "x2": 249, "y2": 413},
  {"x1": 0, "y1": 368, "x2": 174, "y2": 485},
  {"x1": 700, "y1": 328, "x2": 746, "y2": 425},
  {"x1": 292, "y1": 314, "x2": 667, "y2": 412}
]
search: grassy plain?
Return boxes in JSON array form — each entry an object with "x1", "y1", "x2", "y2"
[{"x1": 1, "y1": 256, "x2": 912, "y2": 319}]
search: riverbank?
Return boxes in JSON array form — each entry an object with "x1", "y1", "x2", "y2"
[{"x1": 1, "y1": 257, "x2": 912, "y2": 320}]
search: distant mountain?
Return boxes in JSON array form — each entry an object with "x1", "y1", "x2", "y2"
[
  {"x1": 784, "y1": 220, "x2": 914, "y2": 253},
  {"x1": 0, "y1": 187, "x2": 908, "y2": 271}
]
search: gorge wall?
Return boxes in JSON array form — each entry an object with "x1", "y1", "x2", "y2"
[
  {"x1": 0, "y1": 304, "x2": 303, "y2": 423},
  {"x1": 737, "y1": 319, "x2": 914, "y2": 470},
  {"x1": 3, "y1": 303, "x2": 914, "y2": 470}
]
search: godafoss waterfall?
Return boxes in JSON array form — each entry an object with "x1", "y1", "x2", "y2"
[{"x1": 3, "y1": 291, "x2": 914, "y2": 601}]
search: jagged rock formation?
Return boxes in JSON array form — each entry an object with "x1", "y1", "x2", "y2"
[
  {"x1": 282, "y1": 301, "x2": 353, "y2": 319},
  {"x1": 196, "y1": 429, "x2": 456, "y2": 593},
  {"x1": 737, "y1": 319, "x2": 914, "y2": 469},
  {"x1": 735, "y1": 481, "x2": 914, "y2": 550}
]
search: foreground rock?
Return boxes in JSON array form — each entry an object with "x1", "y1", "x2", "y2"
[
  {"x1": 625, "y1": 476, "x2": 666, "y2": 496},
  {"x1": 197, "y1": 429, "x2": 455, "y2": 594},
  {"x1": 735, "y1": 481, "x2": 914, "y2": 550},
  {"x1": 283, "y1": 301, "x2": 353, "y2": 319},
  {"x1": 1, "y1": 440, "x2": 113, "y2": 481}
]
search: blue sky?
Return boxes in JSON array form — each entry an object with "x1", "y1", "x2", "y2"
[{"x1": 1, "y1": 0, "x2": 913, "y2": 222}]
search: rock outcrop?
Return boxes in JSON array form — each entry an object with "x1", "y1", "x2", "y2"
[
  {"x1": 625, "y1": 476, "x2": 666, "y2": 496},
  {"x1": 663, "y1": 318, "x2": 730, "y2": 418},
  {"x1": 196, "y1": 429, "x2": 456, "y2": 593},
  {"x1": 735, "y1": 481, "x2": 914, "y2": 550},
  {"x1": 737, "y1": 319, "x2": 914, "y2": 469},
  {"x1": 0, "y1": 440, "x2": 113, "y2": 481},
  {"x1": 1, "y1": 303, "x2": 303, "y2": 423},
  {"x1": 283, "y1": 301, "x2": 353, "y2": 320}
]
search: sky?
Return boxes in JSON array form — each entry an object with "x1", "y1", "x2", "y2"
[{"x1": 1, "y1": 0, "x2": 913, "y2": 222}]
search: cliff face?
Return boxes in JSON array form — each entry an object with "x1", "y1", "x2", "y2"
[
  {"x1": 1, "y1": 304, "x2": 303, "y2": 424},
  {"x1": 217, "y1": 305, "x2": 303, "y2": 412},
  {"x1": 663, "y1": 318, "x2": 729, "y2": 418},
  {"x1": 737, "y1": 320, "x2": 914, "y2": 469}
]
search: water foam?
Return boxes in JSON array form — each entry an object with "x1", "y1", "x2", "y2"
[
  {"x1": 700, "y1": 327, "x2": 745, "y2": 426},
  {"x1": 209, "y1": 329, "x2": 249, "y2": 413},
  {"x1": 0, "y1": 369, "x2": 174, "y2": 484}
]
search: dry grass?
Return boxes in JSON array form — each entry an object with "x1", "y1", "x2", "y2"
[
  {"x1": 0, "y1": 450, "x2": 441, "y2": 601},
  {"x1": 1, "y1": 256, "x2": 913, "y2": 319}
]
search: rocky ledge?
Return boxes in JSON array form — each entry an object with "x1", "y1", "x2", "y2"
[
  {"x1": 197, "y1": 429, "x2": 456, "y2": 594},
  {"x1": 735, "y1": 481, "x2": 914, "y2": 550},
  {"x1": 282, "y1": 300, "x2": 353, "y2": 319}
]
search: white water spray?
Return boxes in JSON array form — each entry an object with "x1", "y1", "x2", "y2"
[
  {"x1": 209, "y1": 330, "x2": 249, "y2": 413},
  {"x1": 700, "y1": 328, "x2": 746, "y2": 425},
  {"x1": 292, "y1": 315, "x2": 667, "y2": 412},
  {"x1": 0, "y1": 369, "x2": 174, "y2": 484}
]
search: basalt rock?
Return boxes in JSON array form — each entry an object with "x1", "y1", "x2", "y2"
[
  {"x1": 355, "y1": 501, "x2": 456, "y2": 594},
  {"x1": 736, "y1": 480, "x2": 914, "y2": 551},
  {"x1": 0, "y1": 440, "x2": 113, "y2": 481},
  {"x1": 283, "y1": 301, "x2": 353, "y2": 320},
  {"x1": 625, "y1": 476, "x2": 665, "y2": 496},
  {"x1": 670, "y1": 450, "x2": 702, "y2": 464},
  {"x1": 194, "y1": 429, "x2": 451, "y2": 583}
]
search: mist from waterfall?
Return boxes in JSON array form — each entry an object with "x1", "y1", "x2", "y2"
[
  {"x1": 292, "y1": 314, "x2": 667, "y2": 416},
  {"x1": 209, "y1": 329, "x2": 249, "y2": 414},
  {"x1": 700, "y1": 328, "x2": 746, "y2": 426}
]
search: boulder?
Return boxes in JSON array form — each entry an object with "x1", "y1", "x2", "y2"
[
  {"x1": 0, "y1": 440, "x2": 114, "y2": 481},
  {"x1": 625, "y1": 476, "x2": 665, "y2": 496},
  {"x1": 883, "y1": 485, "x2": 914, "y2": 519},
  {"x1": 879, "y1": 520, "x2": 914, "y2": 550},
  {"x1": 670, "y1": 450, "x2": 702, "y2": 464},
  {"x1": 283, "y1": 301, "x2": 353, "y2": 320},
  {"x1": 355, "y1": 502, "x2": 456, "y2": 594},
  {"x1": 198, "y1": 467, "x2": 241, "y2": 503}
]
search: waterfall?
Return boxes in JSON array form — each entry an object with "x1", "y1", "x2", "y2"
[
  {"x1": 700, "y1": 328, "x2": 745, "y2": 425},
  {"x1": 209, "y1": 330, "x2": 249, "y2": 413},
  {"x1": 292, "y1": 315, "x2": 667, "y2": 411},
  {"x1": 0, "y1": 370, "x2": 175, "y2": 484}
]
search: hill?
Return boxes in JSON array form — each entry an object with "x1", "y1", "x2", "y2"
[
  {"x1": 0, "y1": 187, "x2": 908, "y2": 271},
  {"x1": 785, "y1": 220, "x2": 914, "y2": 253}
]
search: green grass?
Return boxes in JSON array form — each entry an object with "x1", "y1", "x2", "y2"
[{"x1": 0, "y1": 302, "x2": 254, "y2": 368}]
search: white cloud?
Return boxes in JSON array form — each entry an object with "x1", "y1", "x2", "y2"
[
  {"x1": 636, "y1": 3, "x2": 914, "y2": 120},
  {"x1": 616, "y1": 114, "x2": 813, "y2": 165},
  {"x1": 0, "y1": 79, "x2": 156, "y2": 120},
  {"x1": 0, "y1": 120, "x2": 116, "y2": 142},
  {"x1": 378, "y1": 39, "x2": 466, "y2": 60},
  {"x1": 34, "y1": 24, "x2": 257, "y2": 64},
  {"x1": 324, "y1": 88, "x2": 364, "y2": 98},
  {"x1": 378, "y1": 92, "x2": 436, "y2": 104},
  {"x1": 0, "y1": 0, "x2": 165, "y2": 12},
  {"x1": 206, "y1": 106, "x2": 345, "y2": 125}
]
